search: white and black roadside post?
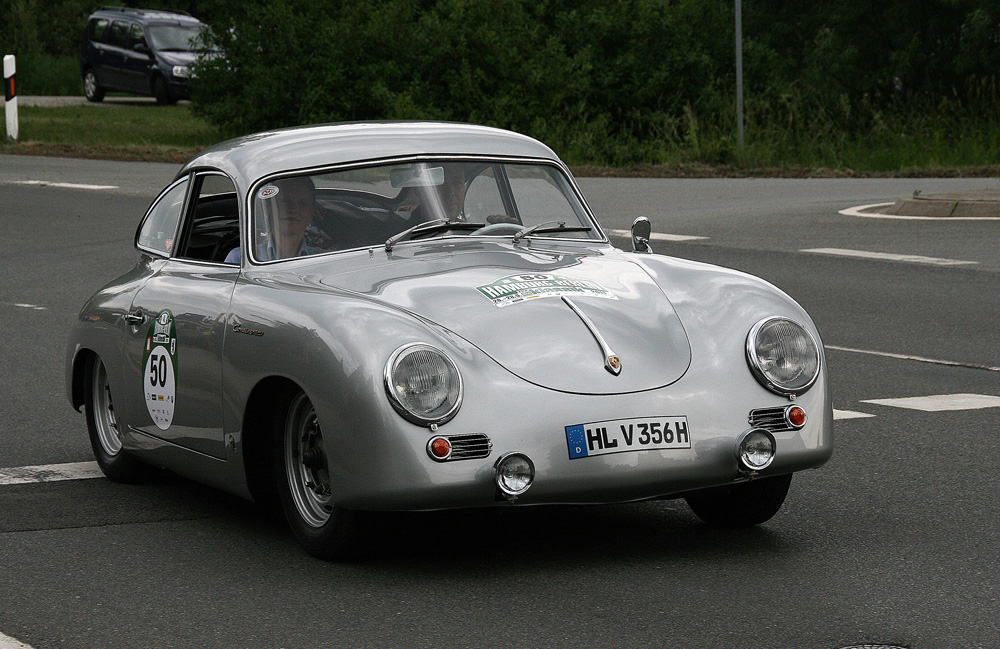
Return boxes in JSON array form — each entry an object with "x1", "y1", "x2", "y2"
[
  {"x1": 4, "y1": 54, "x2": 18, "y2": 140},
  {"x1": 734, "y1": 0, "x2": 744, "y2": 157}
]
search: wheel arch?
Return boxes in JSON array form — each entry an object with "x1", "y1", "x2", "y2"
[
  {"x1": 70, "y1": 348, "x2": 99, "y2": 412},
  {"x1": 240, "y1": 375, "x2": 304, "y2": 506}
]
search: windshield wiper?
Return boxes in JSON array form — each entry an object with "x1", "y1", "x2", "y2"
[
  {"x1": 512, "y1": 220, "x2": 592, "y2": 245},
  {"x1": 384, "y1": 219, "x2": 487, "y2": 252}
]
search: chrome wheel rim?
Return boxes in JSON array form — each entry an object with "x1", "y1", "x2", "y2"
[
  {"x1": 91, "y1": 360, "x2": 122, "y2": 455},
  {"x1": 84, "y1": 72, "x2": 97, "y2": 98},
  {"x1": 284, "y1": 393, "x2": 333, "y2": 528}
]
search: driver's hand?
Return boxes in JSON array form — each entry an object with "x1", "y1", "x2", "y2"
[{"x1": 486, "y1": 214, "x2": 518, "y2": 224}]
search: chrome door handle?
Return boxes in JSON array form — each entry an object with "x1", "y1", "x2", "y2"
[{"x1": 124, "y1": 310, "x2": 145, "y2": 325}]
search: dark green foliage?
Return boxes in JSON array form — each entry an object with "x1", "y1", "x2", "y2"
[{"x1": 2, "y1": 0, "x2": 999, "y2": 169}]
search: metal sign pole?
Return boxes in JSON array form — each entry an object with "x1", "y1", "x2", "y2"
[
  {"x1": 4, "y1": 55, "x2": 18, "y2": 141},
  {"x1": 735, "y1": 0, "x2": 744, "y2": 156}
]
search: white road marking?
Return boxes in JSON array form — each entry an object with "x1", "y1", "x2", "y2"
[
  {"x1": 801, "y1": 247, "x2": 977, "y2": 266},
  {"x1": 861, "y1": 393, "x2": 1000, "y2": 412},
  {"x1": 826, "y1": 344, "x2": 1000, "y2": 373},
  {"x1": 839, "y1": 202, "x2": 1000, "y2": 221},
  {"x1": 2, "y1": 302, "x2": 46, "y2": 310},
  {"x1": 9, "y1": 180, "x2": 119, "y2": 191},
  {"x1": 607, "y1": 229, "x2": 708, "y2": 242},
  {"x1": 0, "y1": 461, "x2": 103, "y2": 486},
  {"x1": 833, "y1": 409, "x2": 875, "y2": 420},
  {"x1": 0, "y1": 632, "x2": 36, "y2": 649}
]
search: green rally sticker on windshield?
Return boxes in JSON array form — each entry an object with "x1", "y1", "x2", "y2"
[
  {"x1": 476, "y1": 274, "x2": 618, "y2": 308},
  {"x1": 143, "y1": 309, "x2": 178, "y2": 430}
]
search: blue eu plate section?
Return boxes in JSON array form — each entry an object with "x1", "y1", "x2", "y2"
[{"x1": 565, "y1": 424, "x2": 588, "y2": 459}]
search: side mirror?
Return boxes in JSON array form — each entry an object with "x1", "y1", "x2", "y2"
[
  {"x1": 630, "y1": 216, "x2": 651, "y2": 253},
  {"x1": 134, "y1": 42, "x2": 149, "y2": 54}
]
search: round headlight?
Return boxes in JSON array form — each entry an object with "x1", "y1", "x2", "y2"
[
  {"x1": 746, "y1": 317, "x2": 820, "y2": 396},
  {"x1": 385, "y1": 343, "x2": 462, "y2": 425}
]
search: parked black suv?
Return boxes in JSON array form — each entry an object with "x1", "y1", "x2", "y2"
[{"x1": 80, "y1": 7, "x2": 207, "y2": 104}]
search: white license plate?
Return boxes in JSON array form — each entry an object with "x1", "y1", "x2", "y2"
[{"x1": 565, "y1": 416, "x2": 691, "y2": 459}]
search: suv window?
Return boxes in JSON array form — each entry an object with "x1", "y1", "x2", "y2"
[
  {"x1": 127, "y1": 23, "x2": 147, "y2": 50},
  {"x1": 107, "y1": 20, "x2": 131, "y2": 49},
  {"x1": 88, "y1": 18, "x2": 110, "y2": 43}
]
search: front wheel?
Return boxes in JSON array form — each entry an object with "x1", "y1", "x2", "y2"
[
  {"x1": 152, "y1": 76, "x2": 176, "y2": 105},
  {"x1": 274, "y1": 387, "x2": 358, "y2": 560},
  {"x1": 84, "y1": 356, "x2": 144, "y2": 482},
  {"x1": 685, "y1": 474, "x2": 792, "y2": 527}
]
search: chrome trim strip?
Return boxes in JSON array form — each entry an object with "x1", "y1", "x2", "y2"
[{"x1": 562, "y1": 296, "x2": 622, "y2": 375}]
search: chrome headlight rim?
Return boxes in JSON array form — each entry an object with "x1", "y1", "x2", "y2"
[
  {"x1": 745, "y1": 316, "x2": 821, "y2": 397},
  {"x1": 384, "y1": 342, "x2": 463, "y2": 426}
]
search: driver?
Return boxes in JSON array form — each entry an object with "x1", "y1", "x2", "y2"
[{"x1": 225, "y1": 176, "x2": 324, "y2": 263}]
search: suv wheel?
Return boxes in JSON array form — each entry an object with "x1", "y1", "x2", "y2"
[
  {"x1": 153, "y1": 77, "x2": 176, "y2": 105},
  {"x1": 83, "y1": 69, "x2": 104, "y2": 102}
]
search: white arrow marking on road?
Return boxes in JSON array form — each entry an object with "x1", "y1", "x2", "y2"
[
  {"x1": 0, "y1": 631, "x2": 37, "y2": 649},
  {"x1": 9, "y1": 180, "x2": 119, "y2": 190},
  {"x1": 861, "y1": 393, "x2": 1000, "y2": 412},
  {"x1": 833, "y1": 409, "x2": 875, "y2": 420},
  {"x1": 0, "y1": 461, "x2": 103, "y2": 485},
  {"x1": 801, "y1": 247, "x2": 977, "y2": 266}
]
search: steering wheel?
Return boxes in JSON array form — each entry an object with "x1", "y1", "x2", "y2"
[{"x1": 471, "y1": 223, "x2": 526, "y2": 236}]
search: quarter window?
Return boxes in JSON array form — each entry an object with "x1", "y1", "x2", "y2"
[{"x1": 137, "y1": 178, "x2": 188, "y2": 255}]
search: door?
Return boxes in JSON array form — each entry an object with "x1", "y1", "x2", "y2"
[{"x1": 121, "y1": 172, "x2": 241, "y2": 459}]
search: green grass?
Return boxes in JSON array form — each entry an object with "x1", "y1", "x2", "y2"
[{"x1": 9, "y1": 104, "x2": 218, "y2": 148}]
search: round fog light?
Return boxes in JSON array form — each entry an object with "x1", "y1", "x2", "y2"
[
  {"x1": 494, "y1": 453, "x2": 535, "y2": 497},
  {"x1": 736, "y1": 428, "x2": 776, "y2": 472}
]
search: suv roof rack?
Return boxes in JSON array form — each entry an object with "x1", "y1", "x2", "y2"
[{"x1": 97, "y1": 6, "x2": 193, "y2": 17}]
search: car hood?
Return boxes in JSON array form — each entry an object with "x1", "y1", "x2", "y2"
[
  {"x1": 319, "y1": 244, "x2": 692, "y2": 394},
  {"x1": 156, "y1": 50, "x2": 197, "y2": 66}
]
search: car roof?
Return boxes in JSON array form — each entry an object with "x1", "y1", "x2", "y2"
[
  {"x1": 90, "y1": 7, "x2": 202, "y2": 26},
  {"x1": 177, "y1": 122, "x2": 562, "y2": 189}
]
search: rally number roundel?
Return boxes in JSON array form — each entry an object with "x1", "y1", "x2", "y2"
[{"x1": 143, "y1": 309, "x2": 178, "y2": 430}]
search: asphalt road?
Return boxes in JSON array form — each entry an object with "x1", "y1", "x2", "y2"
[{"x1": 0, "y1": 156, "x2": 998, "y2": 649}]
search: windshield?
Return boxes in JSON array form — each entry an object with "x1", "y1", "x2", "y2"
[
  {"x1": 249, "y1": 160, "x2": 599, "y2": 262},
  {"x1": 147, "y1": 24, "x2": 205, "y2": 51}
]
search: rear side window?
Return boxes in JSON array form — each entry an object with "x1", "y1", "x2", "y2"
[
  {"x1": 88, "y1": 19, "x2": 110, "y2": 44},
  {"x1": 138, "y1": 178, "x2": 189, "y2": 255}
]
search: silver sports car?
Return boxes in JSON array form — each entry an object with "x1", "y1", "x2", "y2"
[{"x1": 66, "y1": 122, "x2": 832, "y2": 559}]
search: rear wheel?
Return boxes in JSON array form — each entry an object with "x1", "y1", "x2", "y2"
[
  {"x1": 274, "y1": 387, "x2": 358, "y2": 560},
  {"x1": 83, "y1": 69, "x2": 104, "y2": 102},
  {"x1": 685, "y1": 474, "x2": 792, "y2": 527},
  {"x1": 84, "y1": 356, "x2": 144, "y2": 482}
]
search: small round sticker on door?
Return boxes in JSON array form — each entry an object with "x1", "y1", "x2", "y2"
[
  {"x1": 143, "y1": 309, "x2": 178, "y2": 430},
  {"x1": 258, "y1": 185, "x2": 279, "y2": 200}
]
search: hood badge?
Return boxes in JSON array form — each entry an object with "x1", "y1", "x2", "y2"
[{"x1": 562, "y1": 297, "x2": 622, "y2": 376}]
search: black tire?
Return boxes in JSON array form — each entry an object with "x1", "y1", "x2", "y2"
[
  {"x1": 153, "y1": 76, "x2": 176, "y2": 105},
  {"x1": 84, "y1": 356, "x2": 144, "y2": 483},
  {"x1": 83, "y1": 69, "x2": 104, "y2": 102},
  {"x1": 273, "y1": 387, "x2": 359, "y2": 560},
  {"x1": 685, "y1": 474, "x2": 793, "y2": 527}
]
